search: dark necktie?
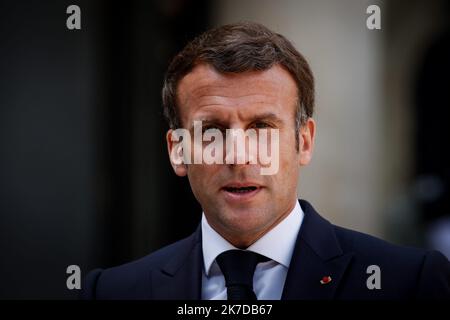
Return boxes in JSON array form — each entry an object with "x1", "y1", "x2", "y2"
[{"x1": 216, "y1": 250, "x2": 269, "y2": 300}]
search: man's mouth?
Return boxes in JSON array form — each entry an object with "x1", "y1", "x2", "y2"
[
  {"x1": 222, "y1": 186, "x2": 258, "y2": 194},
  {"x1": 220, "y1": 183, "x2": 262, "y2": 202}
]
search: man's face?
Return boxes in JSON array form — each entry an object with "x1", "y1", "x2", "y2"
[{"x1": 167, "y1": 63, "x2": 315, "y2": 248}]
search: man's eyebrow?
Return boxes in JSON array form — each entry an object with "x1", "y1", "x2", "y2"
[
  {"x1": 187, "y1": 112, "x2": 282, "y2": 130},
  {"x1": 249, "y1": 112, "x2": 281, "y2": 123},
  {"x1": 188, "y1": 117, "x2": 228, "y2": 130}
]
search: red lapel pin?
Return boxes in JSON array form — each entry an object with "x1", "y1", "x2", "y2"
[{"x1": 320, "y1": 276, "x2": 332, "y2": 285}]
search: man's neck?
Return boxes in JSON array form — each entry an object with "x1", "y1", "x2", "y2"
[{"x1": 208, "y1": 199, "x2": 298, "y2": 249}]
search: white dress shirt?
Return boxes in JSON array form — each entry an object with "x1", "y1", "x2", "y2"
[{"x1": 201, "y1": 201, "x2": 304, "y2": 300}]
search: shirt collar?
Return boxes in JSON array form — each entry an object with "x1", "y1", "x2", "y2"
[{"x1": 201, "y1": 200, "x2": 304, "y2": 276}]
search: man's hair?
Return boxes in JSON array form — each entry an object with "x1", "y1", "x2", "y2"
[{"x1": 162, "y1": 21, "x2": 315, "y2": 148}]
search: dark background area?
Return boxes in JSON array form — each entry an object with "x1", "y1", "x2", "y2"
[{"x1": 0, "y1": 0, "x2": 207, "y2": 299}]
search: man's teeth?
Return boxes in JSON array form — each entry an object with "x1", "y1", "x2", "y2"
[{"x1": 225, "y1": 186, "x2": 257, "y2": 193}]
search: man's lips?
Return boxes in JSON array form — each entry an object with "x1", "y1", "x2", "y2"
[
  {"x1": 222, "y1": 186, "x2": 258, "y2": 193},
  {"x1": 220, "y1": 182, "x2": 263, "y2": 200},
  {"x1": 221, "y1": 182, "x2": 262, "y2": 192}
]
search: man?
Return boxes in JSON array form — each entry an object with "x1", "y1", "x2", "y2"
[{"x1": 82, "y1": 22, "x2": 450, "y2": 300}]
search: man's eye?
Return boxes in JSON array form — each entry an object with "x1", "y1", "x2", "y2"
[
  {"x1": 202, "y1": 125, "x2": 222, "y2": 133},
  {"x1": 252, "y1": 122, "x2": 271, "y2": 129}
]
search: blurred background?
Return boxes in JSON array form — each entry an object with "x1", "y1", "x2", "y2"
[{"x1": 0, "y1": 0, "x2": 449, "y2": 299}]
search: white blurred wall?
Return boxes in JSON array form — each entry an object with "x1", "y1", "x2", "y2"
[{"x1": 213, "y1": 0, "x2": 385, "y2": 237}]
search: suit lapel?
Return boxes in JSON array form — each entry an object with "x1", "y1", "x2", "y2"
[
  {"x1": 281, "y1": 200, "x2": 354, "y2": 300},
  {"x1": 150, "y1": 227, "x2": 203, "y2": 299}
]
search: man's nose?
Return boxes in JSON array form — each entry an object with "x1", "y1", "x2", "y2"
[{"x1": 224, "y1": 128, "x2": 258, "y2": 166}]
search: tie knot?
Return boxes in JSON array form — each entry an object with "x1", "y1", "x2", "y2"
[{"x1": 216, "y1": 250, "x2": 269, "y2": 288}]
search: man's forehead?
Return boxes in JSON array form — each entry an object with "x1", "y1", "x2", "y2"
[{"x1": 177, "y1": 63, "x2": 298, "y2": 107}]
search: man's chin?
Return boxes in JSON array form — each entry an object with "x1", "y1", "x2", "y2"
[{"x1": 219, "y1": 210, "x2": 269, "y2": 233}]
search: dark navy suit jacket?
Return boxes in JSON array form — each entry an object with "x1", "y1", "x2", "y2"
[{"x1": 81, "y1": 200, "x2": 450, "y2": 299}]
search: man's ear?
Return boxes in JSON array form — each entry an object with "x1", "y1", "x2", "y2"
[
  {"x1": 166, "y1": 129, "x2": 188, "y2": 177},
  {"x1": 298, "y1": 118, "x2": 315, "y2": 166}
]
